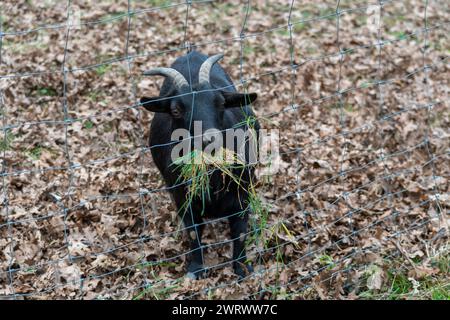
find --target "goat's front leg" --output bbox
[229,213,253,279]
[182,212,206,279]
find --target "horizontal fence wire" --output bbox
[0,0,448,299]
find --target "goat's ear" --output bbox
[221,91,257,108]
[140,97,170,113]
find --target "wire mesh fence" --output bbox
[0,0,448,299]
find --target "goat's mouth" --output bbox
[172,148,244,169]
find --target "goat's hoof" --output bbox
[233,262,253,280]
[186,263,206,280]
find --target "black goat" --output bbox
[140,51,259,279]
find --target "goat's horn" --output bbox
[198,53,224,85]
[143,67,188,90]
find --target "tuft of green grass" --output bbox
[25,145,58,161]
[384,14,406,28]
[26,146,42,160]
[88,90,102,102]
[360,79,376,89]
[431,286,449,300]
[327,103,354,112]
[276,28,291,37]
[342,47,356,56]
[389,31,408,41]
[94,64,112,76]
[172,147,248,215]
[358,250,449,300]
[133,279,179,300]
[133,262,181,300]
[36,87,57,97]
[246,187,270,251]
[433,253,449,274]
[0,130,15,151]
[318,254,336,270]
[233,113,258,130]
[243,46,255,56]
[387,271,413,299]
[24,267,37,274]
[83,119,94,130]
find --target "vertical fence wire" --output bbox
[421,0,444,225]
[125,0,151,298]
[0,9,16,299]
[60,2,76,293]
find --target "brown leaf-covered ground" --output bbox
[0,0,448,299]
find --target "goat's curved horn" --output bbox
[143,68,188,90]
[198,53,224,85]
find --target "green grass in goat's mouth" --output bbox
[171,148,250,215]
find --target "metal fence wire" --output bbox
[0,0,448,299]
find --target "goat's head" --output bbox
[140,54,257,146]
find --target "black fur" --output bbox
[141,51,259,279]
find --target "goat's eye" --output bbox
[170,105,182,118]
